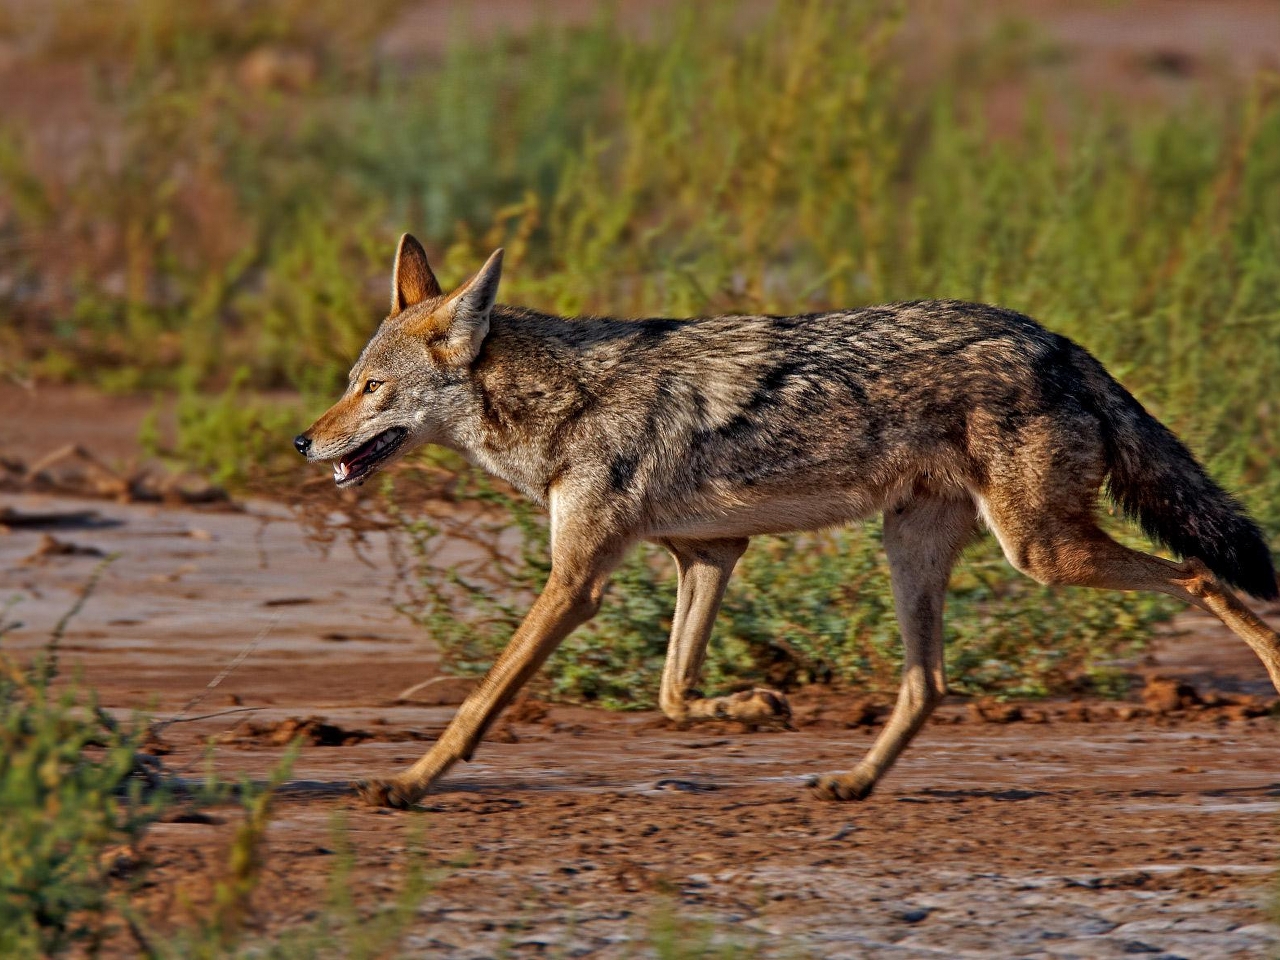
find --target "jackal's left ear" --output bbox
[438,248,503,364]
[390,233,442,317]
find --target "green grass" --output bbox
[0,565,195,956]
[0,567,159,957]
[3,0,1278,699]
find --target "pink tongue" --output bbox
[334,433,390,481]
[334,445,373,481]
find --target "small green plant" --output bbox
[142,369,306,487]
[296,814,436,960]
[150,807,438,959]
[145,745,298,959]
[0,561,163,958]
[646,898,753,960]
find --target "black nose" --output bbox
[293,434,312,456]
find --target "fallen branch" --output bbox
[152,617,277,735]
[159,706,264,725]
[395,674,469,703]
[42,552,119,683]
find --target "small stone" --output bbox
[845,698,882,727]
[1061,703,1092,723]
[969,698,1022,723]
[1142,676,1200,713]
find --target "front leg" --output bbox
[657,537,792,729]
[359,518,627,808]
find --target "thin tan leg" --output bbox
[358,517,628,808]
[813,495,977,801]
[655,537,790,727]
[981,498,1280,696]
[1177,559,1280,693]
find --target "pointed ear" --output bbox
[390,233,442,316]
[439,248,503,364]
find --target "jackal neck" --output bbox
[451,306,598,504]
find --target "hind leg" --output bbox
[1175,560,1280,692]
[655,537,792,728]
[812,494,977,801]
[982,496,1280,695]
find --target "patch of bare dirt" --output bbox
[0,385,233,506]
[116,701,1280,958]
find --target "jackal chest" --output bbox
[464,446,553,507]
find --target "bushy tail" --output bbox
[1077,351,1278,601]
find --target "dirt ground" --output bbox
[4,486,1280,958]
[2,383,1279,957]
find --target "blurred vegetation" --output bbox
[399,470,1169,707]
[3,0,1279,699]
[0,564,159,956]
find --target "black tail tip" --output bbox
[1177,509,1278,602]
[1247,573,1280,603]
[1213,543,1280,602]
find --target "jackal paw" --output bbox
[687,688,793,728]
[809,771,876,802]
[353,778,417,809]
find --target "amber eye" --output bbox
[363,379,383,395]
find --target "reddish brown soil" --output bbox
[0,383,157,466]
[2,392,1278,956]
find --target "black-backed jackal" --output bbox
[297,235,1280,808]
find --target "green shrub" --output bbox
[0,667,148,956]
[0,567,160,957]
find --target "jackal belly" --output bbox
[650,486,891,539]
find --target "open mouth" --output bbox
[332,427,408,487]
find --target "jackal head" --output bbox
[294,235,503,487]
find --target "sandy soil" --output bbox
[3,481,1278,957]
